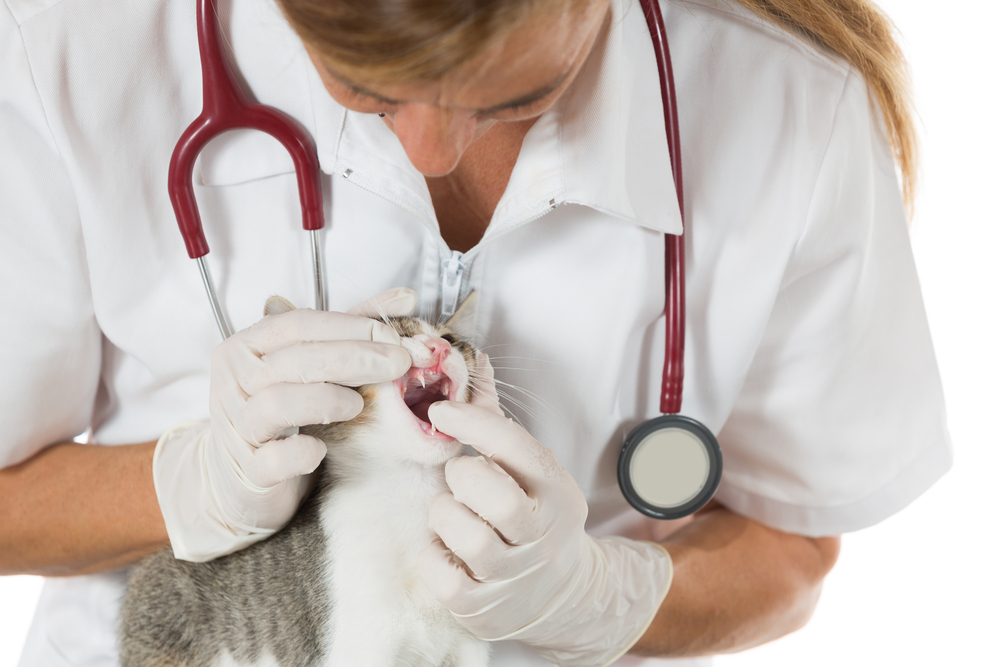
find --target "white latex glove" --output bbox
[419,401,673,667]
[468,350,504,417]
[154,288,416,562]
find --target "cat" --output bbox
[119,294,491,667]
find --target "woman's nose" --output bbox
[389,104,479,176]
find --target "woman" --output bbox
[0,0,949,665]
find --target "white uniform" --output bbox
[0,0,950,664]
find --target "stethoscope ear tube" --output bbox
[639,0,685,416]
[618,415,722,520]
[171,0,328,340]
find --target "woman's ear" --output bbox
[263,295,298,317]
[445,291,479,341]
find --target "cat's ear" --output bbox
[445,291,478,341]
[264,295,297,317]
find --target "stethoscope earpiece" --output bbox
[618,415,722,520]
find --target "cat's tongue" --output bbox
[401,367,453,431]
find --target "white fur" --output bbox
[213,651,280,667]
[317,330,489,666]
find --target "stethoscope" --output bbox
[168,0,722,521]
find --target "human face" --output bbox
[306,1,611,176]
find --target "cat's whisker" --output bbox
[474,349,564,368]
[492,379,559,413]
[465,367,562,425]
[466,382,498,400]
[495,389,542,423]
[475,344,524,353]
[375,303,392,327]
[467,366,536,378]
[465,386,497,404]
[465,384,518,421]
[480,355,561,365]
[475,366,537,373]
[499,405,527,429]
[466,370,556,417]
[365,293,392,327]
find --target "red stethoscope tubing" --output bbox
[639,0,686,417]
[168,0,324,261]
[168,0,328,338]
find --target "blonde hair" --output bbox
[278,0,917,212]
[278,0,573,83]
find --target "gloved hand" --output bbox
[153,288,416,562]
[419,401,673,667]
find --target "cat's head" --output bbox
[264,294,482,470]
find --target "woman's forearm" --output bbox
[631,502,841,657]
[0,441,169,576]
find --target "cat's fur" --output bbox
[120,296,490,667]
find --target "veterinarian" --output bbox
[0,0,949,665]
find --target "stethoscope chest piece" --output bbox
[618,415,722,520]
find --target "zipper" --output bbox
[438,198,560,317]
[440,250,466,318]
[338,165,561,317]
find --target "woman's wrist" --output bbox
[629,505,840,658]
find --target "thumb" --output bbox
[418,538,476,610]
[469,352,504,417]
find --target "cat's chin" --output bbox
[398,408,467,464]
[419,438,467,468]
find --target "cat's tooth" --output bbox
[442,381,450,397]
[419,373,426,388]
[430,424,437,436]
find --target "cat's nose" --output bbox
[413,335,451,366]
[424,336,451,361]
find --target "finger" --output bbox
[468,353,504,416]
[241,383,364,444]
[428,401,562,490]
[242,341,411,395]
[346,287,417,319]
[247,433,327,487]
[237,308,402,356]
[429,492,511,582]
[417,537,481,615]
[444,456,540,546]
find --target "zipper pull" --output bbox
[440,250,466,318]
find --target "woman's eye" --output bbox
[335,84,397,113]
[335,79,548,121]
[475,103,535,122]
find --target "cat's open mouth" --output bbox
[398,366,458,435]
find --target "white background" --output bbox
[1,0,998,664]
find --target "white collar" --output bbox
[500,0,682,236]
[200,0,681,237]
